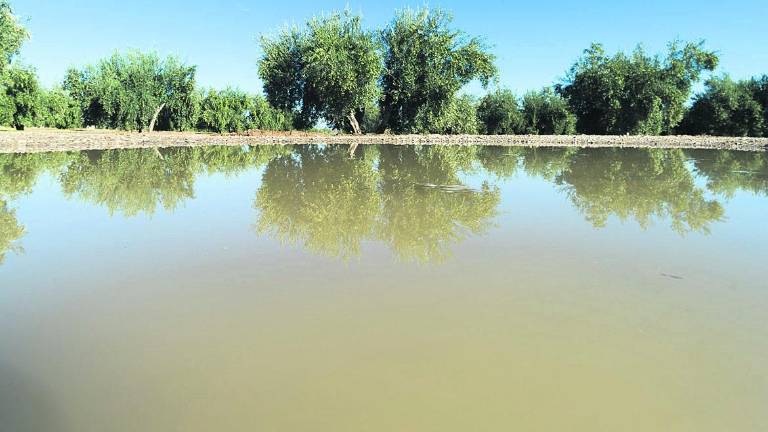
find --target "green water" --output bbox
[1,145,766,431]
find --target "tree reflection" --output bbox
[60,148,199,217]
[254,145,501,263]
[376,145,500,262]
[0,153,71,263]
[554,148,725,234]
[688,150,768,198]
[0,144,766,266]
[254,145,381,259]
[0,200,23,264]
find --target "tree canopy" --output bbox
[197,88,292,133]
[259,11,380,133]
[379,8,497,133]
[558,41,718,135]
[680,75,767,137]
[477,90,524,135]
[0,0,27,75]
[1,65,40,130]
[63,51,197,132]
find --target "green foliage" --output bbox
[427,94,480,134]
[63,51,197,131]
[1,65,41,130]
[198,88,292,133]
[379,8,497,133]
[60,148,200,216]
[558,41,718,135]
[558,149,724,234]
[0,152,73,264]
[680,76,766,137]
[254,144,500,263]
[0,0,27,75]
[521,88,576,134]
[477,90,524,135]
[689,150,768,197]
[0,200,22,264]
[259,11,380,133]
[36,88,83,129]
[748,75,768,136]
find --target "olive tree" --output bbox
[63,51,197,132]
[36,88,83,129]
[259,11,380,133]
[520,88,576,135]
[1,65,41,130]
[477,90,524,135]
[558,41,718,135]
[198,88,292,133]
[379,8,496,134]
[679,76,765,137]
[0,0,27,75]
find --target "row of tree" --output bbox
[1,1,767,136]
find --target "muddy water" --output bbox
[1,145,766,431]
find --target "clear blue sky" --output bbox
[10,0,768,96]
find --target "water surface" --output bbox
[1,145,766,431]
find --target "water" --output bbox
[1,145,766,431]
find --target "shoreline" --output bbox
[1,129,767,153]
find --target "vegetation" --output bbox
[379,8,496,134]
[679,75,768,137]
[63,51,197,131]
[1,65,40,130]
[557,41,718,135]
[0,1,765,137]
[197,88,291,133]
[259,11,380,133]
[0,0,27,75]
[477,90,524,135]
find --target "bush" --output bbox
[36,88,83,129]
[1,65,40,130]
[521,88,576,135]
[679,76,765,137]
[198,88,292,133]
[477,89,524,134]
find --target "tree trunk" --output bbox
[348,111,362,135]
[148,103,166,133]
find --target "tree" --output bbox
[747,75,768,136]
[679,76,764,137]
[63,51,197,132]
[1,65,41,130]
[477,90,524,135]
[558,41,718,135]
[36,88,83,129]
[198,88,292,133]
[431,94,480,134]
[259,11,380,133]
[379,8,496,133]
[521,88,576,134]
[0,0,27,75]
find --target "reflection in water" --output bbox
[559,149,725,234]
[376,146,500,262]
[0,145,766,263]
[0,153,72,263]
[254,145,382,260]
[689,149,768,198]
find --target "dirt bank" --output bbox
[1,129,766,153]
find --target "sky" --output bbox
[9,0,768,96]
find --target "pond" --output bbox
[1,145,766,431]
